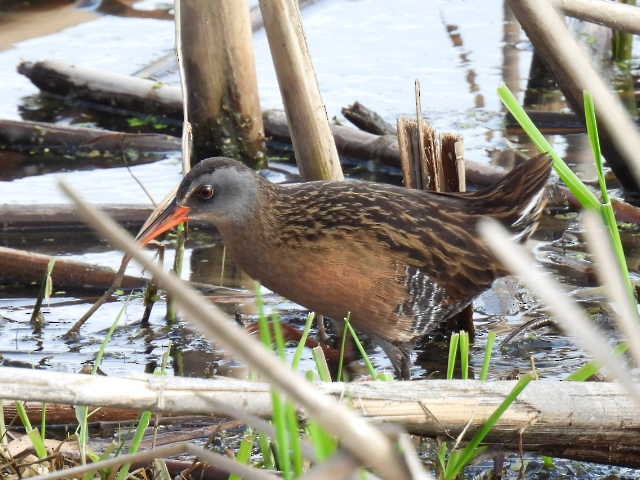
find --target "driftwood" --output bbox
[0,119,180,178]
[1,368,639,467]
[0,246,146,291]
[0,204,153,230]
[0,118,180,155]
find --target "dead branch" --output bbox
[0,246,145,291]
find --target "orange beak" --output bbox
[136,197,191,245]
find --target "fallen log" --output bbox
[0,246,146,291]
[0,118,180,158]
[0,367,638,467]
[0,204,153,230]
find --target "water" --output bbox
[0,0,638,476]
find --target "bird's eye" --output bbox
[196,185,214,200]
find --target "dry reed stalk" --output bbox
[259,0,343,181]
[552,0,640,34]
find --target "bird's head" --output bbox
[137,157,260,244]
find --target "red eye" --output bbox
[197,185,214,200]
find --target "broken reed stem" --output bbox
[259,0,343,181]
[57,182,408,480]
[177,0,265,168]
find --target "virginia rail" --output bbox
[138,155,552,378]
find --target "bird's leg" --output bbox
[316,313,330,344]
[377,338,412,380]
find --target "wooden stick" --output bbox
[2,367,640,467]
[58,183,408,480]
[553,0,640,35]
[0,246,145,291]
[259,0,343,181]
[508,0,640,194]
[178,0,265,168]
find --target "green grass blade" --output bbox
[344,316,381,379]
[583,91,607,201]
[337,321,349,382]
[286,403,303,477]
[480,332,497,381]
[312,346,332,382]
[257,432,274,470]
[15,400,33,432]
[229,432,255,480]
[166,223,185,322]
[583,91,635,299]
[15,402,46,458]
[498,85,600,210]
[292,312,315,370]
[271,390,292,479]
[307,420,337,461]
[459,331,470,380]
[27,429,47,459]
[116,410,152,480]
[566,343,629,380]
[447,333,460,380]
[272,313,287,361]
[445,373,534,479]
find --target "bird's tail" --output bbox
[461,154,553,241]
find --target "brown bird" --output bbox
[138,155,552,378]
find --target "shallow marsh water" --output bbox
[1,0,640,477]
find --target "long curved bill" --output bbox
[136,188,191,245]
